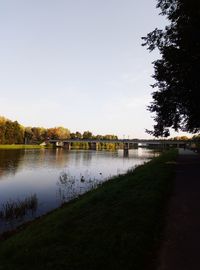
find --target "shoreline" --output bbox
[0,145,50,149]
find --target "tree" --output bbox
[13,121,24,144]
[172,136,189,141]
[4,120,13,144]
[54,127,70,139]
[103,134,118,140]
[3,120,24,144]
[95,135,103,140]
[0,116,6,144]
[70,133,76,139]
[24,127,33,144]
[30,127,47,143]
[142,0,200,137]
[47,127,70,140]
[75,131,82,139]
[70,132,82,139]
[83,131,93,139]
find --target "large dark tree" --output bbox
[142,0,200,137]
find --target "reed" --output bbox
[0,194,38,221]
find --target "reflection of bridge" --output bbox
[48,139,187,150]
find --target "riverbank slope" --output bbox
[0,150,177,270]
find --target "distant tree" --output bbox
[95,135,103,140]
[4,120,13,144]
[56,127,70,139]
[3,120,23,144]
[70,132,83,139]
[70,133,76,139]
[13,121,24,144]
[47,128,57,140]
[103,134,118,140]
[142,0,200,136]
[75,131,82,139]
[0,115,118,146]
[83,131,93,139]
[31,127,47,143]
[24,127,33,144]
[172,136,189,141]
[0,116,6,144]
[47,127,70,140]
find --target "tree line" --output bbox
[0,116,118,145]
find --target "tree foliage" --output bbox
[142,0,200,136]
[0,116,118,144]
[83,131,93,139]
[0,117,24,144]
[47,127,70,140]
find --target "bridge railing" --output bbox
[48,138,189,145]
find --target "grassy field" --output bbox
[0,145,50,149]
[0,150,177,270]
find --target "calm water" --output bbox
[0,148,158,232]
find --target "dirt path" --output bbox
[158,149,200,270]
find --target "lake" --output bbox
[0,148,158,233]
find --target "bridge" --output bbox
[48,139,188,150]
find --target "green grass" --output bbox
[0,150,177,270]
[0,145,50,149]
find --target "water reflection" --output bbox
[0,150,24,179]
[22,148,70,169]
[123,149,129,158]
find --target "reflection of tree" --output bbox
[82,151,93,164]
[0,150,24,179]
[21,148,70,169]
[70,150,93,166]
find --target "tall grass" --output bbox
[0,194,38,221]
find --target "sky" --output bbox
[0,0,190,138]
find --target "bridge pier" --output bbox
[52,141,64,147]
[51,141,57,148]
[123,149,129,157]
[88,142,98,150]
[63,142,71,150]
[123,142,130,150]
[122,142,129,157]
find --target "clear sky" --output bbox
[0,0,190,138]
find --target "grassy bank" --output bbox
[0,145,50,149]
[0,150,177,270]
